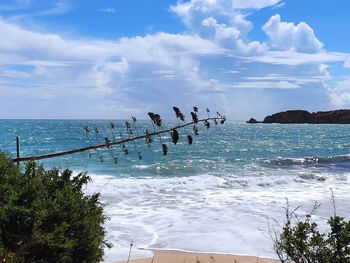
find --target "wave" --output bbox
[268,154,350,167]
[129,161,206,177]
[84,170,350,262]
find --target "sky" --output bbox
[1,0,350,120]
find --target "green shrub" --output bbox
[0,152,111,262]
[273,202,350,263]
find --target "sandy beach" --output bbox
[116,250,280,263]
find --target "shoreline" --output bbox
[115,249,280,263]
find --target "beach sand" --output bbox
[116,250,280,263]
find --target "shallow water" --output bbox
[1,120,350,261]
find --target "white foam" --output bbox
[132,164,155,170]
[81,171,350,262]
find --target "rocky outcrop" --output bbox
[264,110,350,124]
[247,109,350,124]
[263,110,313,124]
[246,118,258,123]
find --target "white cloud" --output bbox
[344,59,350,69]
[224,70,240,74]
[246,50,346,65]
[329,78,350,107]
[229,80,300,89]
[0,69,31,78]
[232,0,281,9]
[0,19,114,63]
[171,0,252,34]
[116,33,222,64]
[0,0,349,119]
[201,16,240,42]
[2,0,72,20]
[263,14,324,53]
[171,0,266,54]
[100,8,116,14]
[242,72,330,84]
[0,18,228,118]
[272,2,285,9]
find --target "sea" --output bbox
[1,119,350,262]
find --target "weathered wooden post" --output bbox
[16,136,20,167]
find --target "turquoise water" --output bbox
[1,120,350,175]
[1,120,350,261]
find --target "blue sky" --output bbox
[1,0,350,119]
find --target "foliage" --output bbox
[273,202,350,263]
[0,152,110,262]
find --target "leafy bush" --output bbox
[273,202,350,263]
[0,152,111,262]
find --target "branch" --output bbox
[11,117,225,163]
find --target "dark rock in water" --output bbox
[246,118,258,123]
[257,109,350,124]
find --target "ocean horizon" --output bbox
[1,119,350,261]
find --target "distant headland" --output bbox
[247,109,350,124]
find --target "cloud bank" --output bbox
[0,0,349,119]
